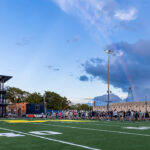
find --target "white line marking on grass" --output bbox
[61,122,121,127]
[31,123,150,137]
[123,126,150,130]
[86,122,146,127]
[56,121,147,128]
[102,121,141,125]
[0,127,100,150]
[29,131,62,135]
[0,133,25,137]
[101,121,150,127]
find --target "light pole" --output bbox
[145,96,148,112]
[104,49,114,111]
[44,93,47,114]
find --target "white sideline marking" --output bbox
[0,133,25,137]
[29,131,62,135]
[0,127,100,150]
[57,121,148,128]
[123,126,150,130]
[102,121,150,127]
[31,123,150,137]
[61,122,120,127]
[102,121,141,125]
[85,122,148,127]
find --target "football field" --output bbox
[0,119,150,150]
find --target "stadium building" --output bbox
[0,75,12,117]
[8,103,44,117]
[93,101,150,113]
[8,102,28,117]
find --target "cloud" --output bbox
[66,36,79,43]
[47,65,60,71]
[79,75,89,81]
[115,8,137,21]
[53,68,60,71]
[73,36,79,42]
[53,0,138,34]
[48,65,53,69]
[16,37,32,47]
[81,40,150,101]
[53,0,74,13]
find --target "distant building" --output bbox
[26,104,44,114]
[8,102,28,117]
[93,101,150,113]
[8,103,44,116]
[0,75,12,117]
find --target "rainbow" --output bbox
[76,2,137,100]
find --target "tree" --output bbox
[62,97,71,110]
[80,104,92,110]
[26,92,43,104]
[70,103,92,111]
[7,87,30,103]
[7,87,91,111]
[44,91,71,110]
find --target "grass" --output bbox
[0,119,150,150]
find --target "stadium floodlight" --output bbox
[104,49,114,112]
[104,49,114,55]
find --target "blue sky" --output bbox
[1,0,150,103]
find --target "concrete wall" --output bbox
[93,101,150,113]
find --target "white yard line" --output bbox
[84,122,147,127]
[60,122,120,127]
[31,122,150,137]
[0,127,100,150]
[101,121,150,127]
[51,120,148,127]
[102,121,143,125]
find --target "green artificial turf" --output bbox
[0,120,150,150]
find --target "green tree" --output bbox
[26,92,43,104]
[62,97,71,110]
[70,103,92,111]
[45,91,62,110]
[7,87,29,103]
[44,91,70,110]
[80,104,92,110]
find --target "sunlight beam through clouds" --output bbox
[53,0,138,34]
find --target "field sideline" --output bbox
[0,120,150,150]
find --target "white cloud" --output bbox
[53,0,73,12]
[53,0,138,34]
[115,8,137,21]
[53,0,105,19]
[116,50,124,57]
[53,0,104,12]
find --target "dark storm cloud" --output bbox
[81,40,150,100]
[79,75,89,81]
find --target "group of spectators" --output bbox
[45,109,150,121]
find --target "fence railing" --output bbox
[0,99,10,105]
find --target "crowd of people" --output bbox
[45,109,150,121]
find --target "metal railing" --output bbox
[0,87,9,91]
[0,99,10,105]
